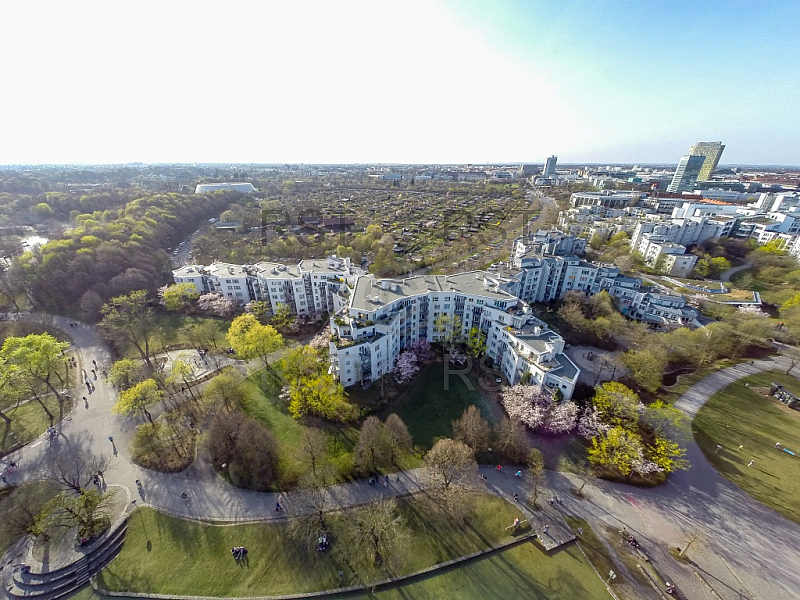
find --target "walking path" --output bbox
[4,314,800,599]
[720,261,752,282]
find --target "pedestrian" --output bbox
[513,493,518,502]
[276,501,282,512]
[776,442,782,449]
[738,444,744,451]
[181,492,189,500]
[747,460,754,467]
[108,436,114,443]
[543,524,549,533]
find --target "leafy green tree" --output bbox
[286,373,357,422]
[282,345,321,384]
[203,372,245,411]
[433,313,462,347]
[166,357,197,401]
[113,378,162,424]
[101,290,158,370]
[464,327,487,358]
[161,283,199,311]
[647,436,688,473]
[452,405,489,454]
[226,314,284,383]
[621,348,667,393]
[0,333,70,404]
[642,400,689,441]
[592,382,640,430]
[247,300,270,322]
[109,358,148,392]
[270,303,294,329]
[588,426,644,476]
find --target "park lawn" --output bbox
[341,544,609,600]
[693,369,800,524]
[0,395,72,452]
[382,361,500,450]
[97,493,529,597]
[114,313,230,359]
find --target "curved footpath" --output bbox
[4,315,800,599]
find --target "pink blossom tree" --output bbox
[308,325,332,352]
[197,293,237,317]
[393,351,419,384]
[408,338,435,363]
[500,384,549,430]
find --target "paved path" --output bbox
[720,262,752,282]
[5,315,800,598]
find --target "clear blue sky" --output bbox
[0,0,797,165]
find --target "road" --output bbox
[4,315,800,599]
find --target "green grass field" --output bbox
[97,493,534,597]
[381,362,500,450]
[1,395,72,452]
[693,369,800,524]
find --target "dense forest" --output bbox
[0,190,238,318]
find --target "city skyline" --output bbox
[1,1,798,165]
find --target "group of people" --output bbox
[46,426,57,440]
[316,534,329,552]
[1,460,17,483]
[547,495,562,506]
[231,546,248,561]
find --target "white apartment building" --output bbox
[512,229,587,258]
[173,255,359,315]
[570,191,642,210]
[329,272,580,398]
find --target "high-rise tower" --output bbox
[667,155,705,193]
[688,141,725,181]
[543,155,557,177]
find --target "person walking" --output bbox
[747,460,755,467]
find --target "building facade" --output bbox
[688,141,725,181]
[667,155,705,193]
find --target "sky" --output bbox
[0,0,797,166]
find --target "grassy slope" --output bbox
[693,370,800,524]
[99,494,530,597]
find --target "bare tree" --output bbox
[287,470,334,552]
[355,416,387,473]
[493,417,528,463]
[524,448,545,508]
[298,428,329,478]
[679,531,704,558]
[336,497,409,585]
[40,446,112,493]
[452,405,490,454]
[383,413,412,464]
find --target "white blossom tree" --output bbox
[500,384,550,430]
[577,407,610,439]
[393,351,419,384]
[544,401,578,434]
[408,338,435,363]
[308,325,332,352]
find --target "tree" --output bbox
[206,411,281,491]
[587,426,645,476]
[38,488,117,541]
[452,405,490,454]
[226,314,284,384]
[336,498,408,583]
[524,448,545,507]
[298,428,329,478]
[678,531,704,558]
[424,438,477,495]
[0,333,70,405]
[282,345,321,384]
[464,327,487,358]
[641,400,689,441]
[499,384,550,429]
[570,462,593,495]
[392,351,419,384]
[197,293,237,317]
[383,413,413,464]
[101,290,158,370]
[203,372,245,411]
[577,407,610,439]
[647,436,688,474]
[246,300,271,322]
[113,378,162,424]
[109,358,148,392]
[355,416,387,473]
[184,319,223,350]
[592,382,640,430]
[287,471,334,552]
[285,373,358,422]
[160,283,199,311]
[433,313,462,347]
[493,417,529,462]
[621,348,667,393]
[40,446,112,494]
[544,401,578,434]
[270,303,294,329]
[166,357,197,402]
